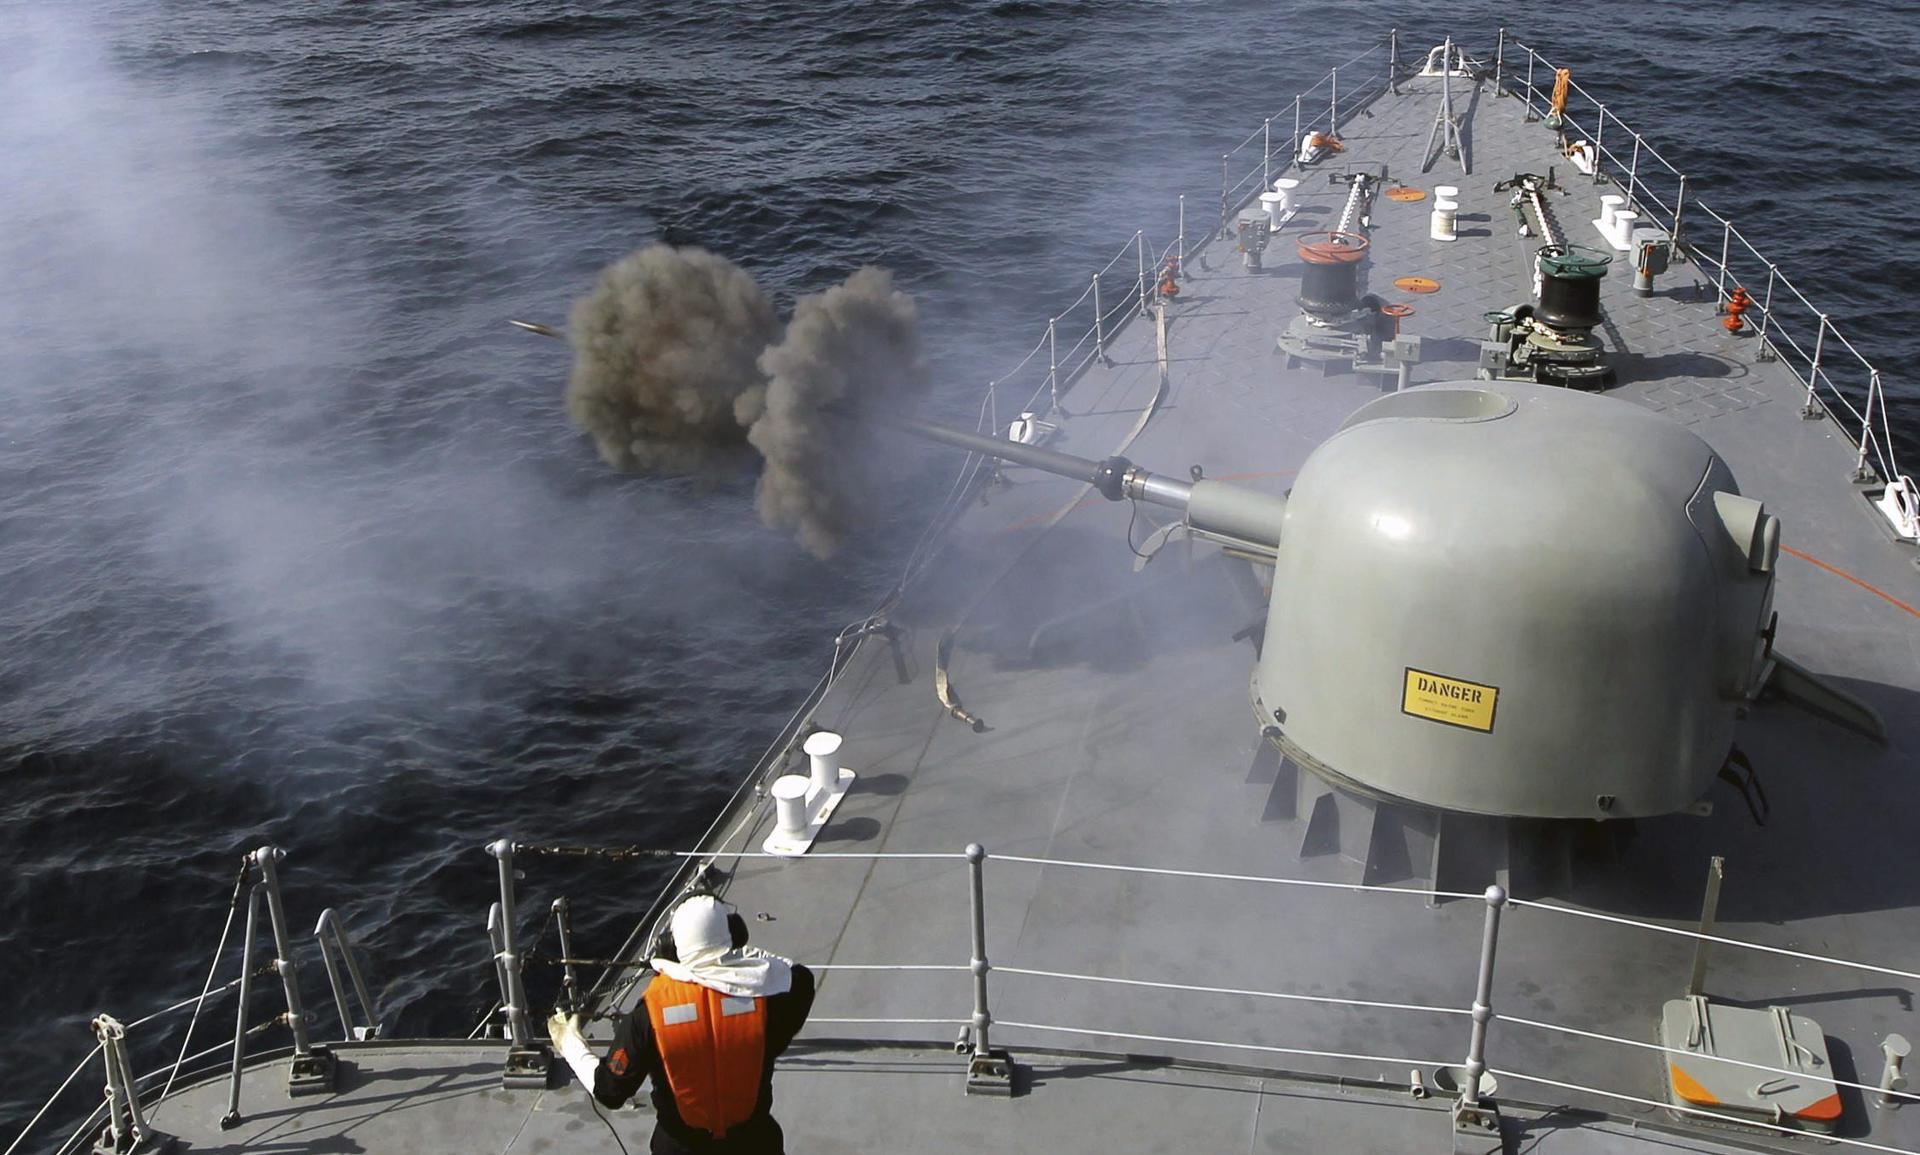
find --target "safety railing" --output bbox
[1502,35,1906,490]
[6,846,380,1155]
[488,839,1920,1152]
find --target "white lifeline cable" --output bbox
[993,853,1484,901]
[1493,1068,1920,1155]
[998,1020,1453,1071]
[998,967,1469,1018]
[0,1044,104,1155]
[1503,898,1920,985]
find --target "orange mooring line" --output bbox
[1780,544,1920,621]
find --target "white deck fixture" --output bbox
[764,731,859,857]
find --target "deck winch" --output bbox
[1479,243,1616,388]
[1277,231,1420,386]
[909,382,1882,888]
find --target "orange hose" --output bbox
[1549,69,1571,119]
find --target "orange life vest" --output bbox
[642,975,768,1139]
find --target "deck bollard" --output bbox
[1453,884,1507,1139]
[487,839,553,1087]
[93,1014,173,1154]
[964,843,1013,1094]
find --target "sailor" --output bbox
[548,894,816,1154]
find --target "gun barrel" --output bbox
[902,418,1285,552]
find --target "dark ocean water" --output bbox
[4,0,1916,1132]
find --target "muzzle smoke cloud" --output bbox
[564,246,925,558]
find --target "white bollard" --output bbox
[1609,210,1638,251]
[1273,177,1300,211]
[1599,194,1624,233]
[772,775,812,840]
[1434,185,1459,202]
[805,731,843,801]
[1430,197,1459,241]
[1259,190,1286,231]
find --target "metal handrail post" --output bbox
[1714,217,1731,304]
[966,844,992,1058]
[1460,884,1508,1111]
[486,839,532,1047]
[1219,153,1229,236]
[961,841,1011,1093]
[1494,27,1505,91]
[315,908,378,1040]
[1092,274,1105,362]
[1856,371,1883,481]
[553,896,582,1010]
[221,884,262,1129]
[1524,48,1538,120]
[1330,67,1339,136]
[1671,175,1689,254]
[94,1014,167,1152]
[1626,134,1641,211]
[1754,263,1778,360]
[1592,104,1607,183]
[1803,314,1830,417]
[1177,194,1185,263]
[1262,118,1271,191]
[1136,230,1149,318]
[1388,28,1399,95]
[252,847,312,1057]
[1047,317,1059,412]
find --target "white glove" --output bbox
[546,1012,600,1090]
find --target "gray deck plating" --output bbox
[134,65,1920,1155]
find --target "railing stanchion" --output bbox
[314,908,378,1041]
[1592,104,1607,183]
[1455,883,1507,1132]
[1092,274,1105,362]
[1177,194,1186,263]
[553,897,582,1010]
[1389,28,1400,95]
[487,839,553,1086]
[1803,314,1830,419]
[221,883,262,1129]
[1524,48,1538,120]
[1671,174,1689,255]
[1493,27,1505,92]
[1047,318,1059,412]
[1262,118,1271,191]
[1856,370,1884,481]
[1714,217,1731,305]
[1330,66,1339,137]
[963,843,1013,1094]
[1626,134,1641,212]
[93,1015,171,1155]
[1136,230,1149,318]
[1219,153,1229,236]
[256,846,337,1094]
[1754,263,1778,361]
[1686,857,1725,997]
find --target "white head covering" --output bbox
[649,895,792,998]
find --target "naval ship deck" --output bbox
[31,33,1919,1155]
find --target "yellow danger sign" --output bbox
[1402,668,1499,733]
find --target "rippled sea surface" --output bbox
[4,0,1915,1132]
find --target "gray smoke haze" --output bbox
[746,268,924,558]
[563,250,923,558]
[565,245,778,472]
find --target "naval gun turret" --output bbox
[912,382,1883,888]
